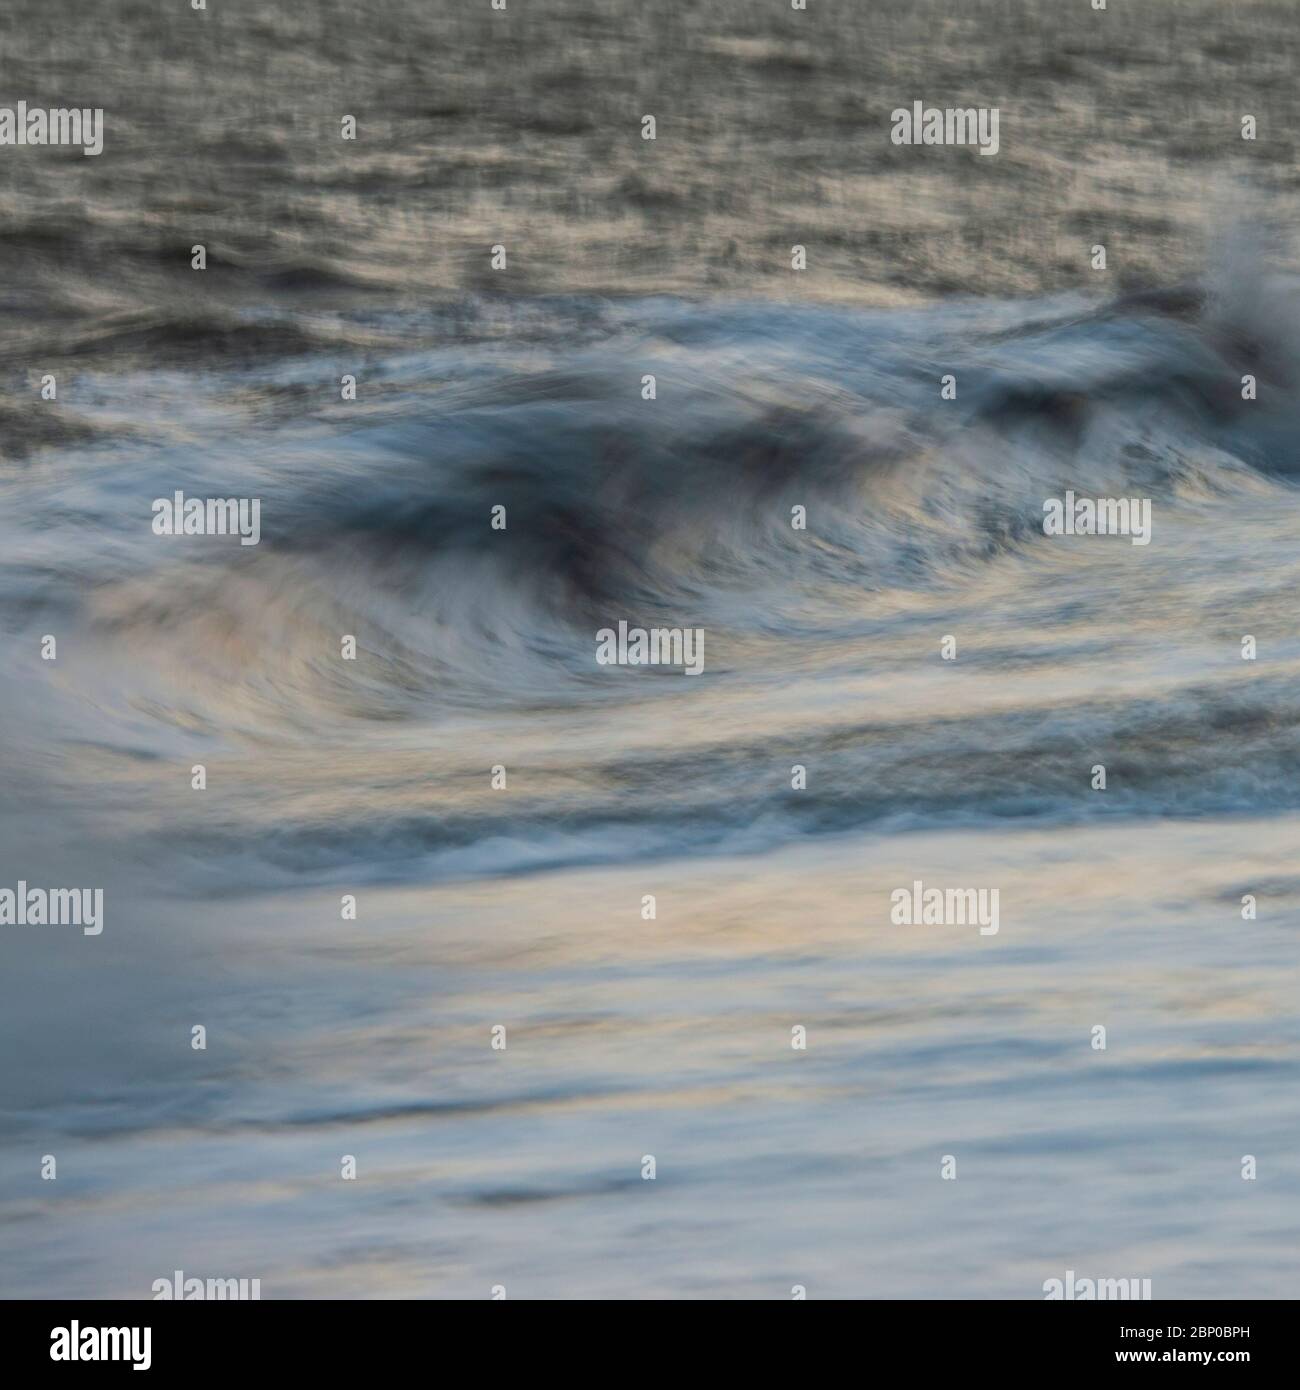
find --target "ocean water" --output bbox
[2,0,1299,1299]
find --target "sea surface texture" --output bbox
[1,0,1298,1298]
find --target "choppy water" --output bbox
[2,0,1299,1299]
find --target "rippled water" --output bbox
[2,0,1299,1299]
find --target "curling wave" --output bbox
[3,271,1300,885]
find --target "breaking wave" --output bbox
[3,263,1300,885]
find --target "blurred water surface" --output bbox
[1,0,1299,1297]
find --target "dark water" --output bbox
[1,0,1299,1299]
